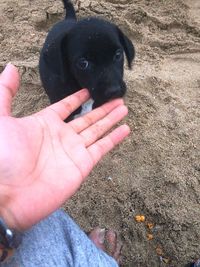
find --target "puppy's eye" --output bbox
[76,58,89,70]
[114,50,123,62]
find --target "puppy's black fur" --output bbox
[39,0,135,120]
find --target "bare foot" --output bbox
[88,227,122,264]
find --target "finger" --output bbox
[38,89,90,120]
[88,124,130,165]
[69,98,124,133]
[0,63,20,116]
[80,105,128,147]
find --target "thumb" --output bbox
[0,63,20,116]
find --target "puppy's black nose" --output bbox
[104,86,122,99]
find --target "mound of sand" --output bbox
[0,0,199,266]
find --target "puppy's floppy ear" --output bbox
[42,32,68,80]
[117,27,135,69]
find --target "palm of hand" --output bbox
[0,113,92,229]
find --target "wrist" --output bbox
[0,191,23,262]
[0,187,22,231]
[0,216,22,263]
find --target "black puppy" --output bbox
[39,0,135,120]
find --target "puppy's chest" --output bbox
[74,98,94,119]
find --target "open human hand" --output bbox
[0,64,130,230]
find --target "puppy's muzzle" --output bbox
[104,84,126,99]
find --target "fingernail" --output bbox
[2,62,12,72]
[98,228,106,244]
[6,62,13,68]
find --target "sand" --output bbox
[0,0,199,266]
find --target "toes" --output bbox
[88,227,106,251]
[88,227,123,264]
[104,230,117,255]
[105,230,122,264]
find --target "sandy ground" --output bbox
[0,0,200,266]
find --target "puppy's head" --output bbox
[49,18,135,107]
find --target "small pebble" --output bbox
[147,223,154,229]
[147,233,153,240]
[135,215,145,222]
